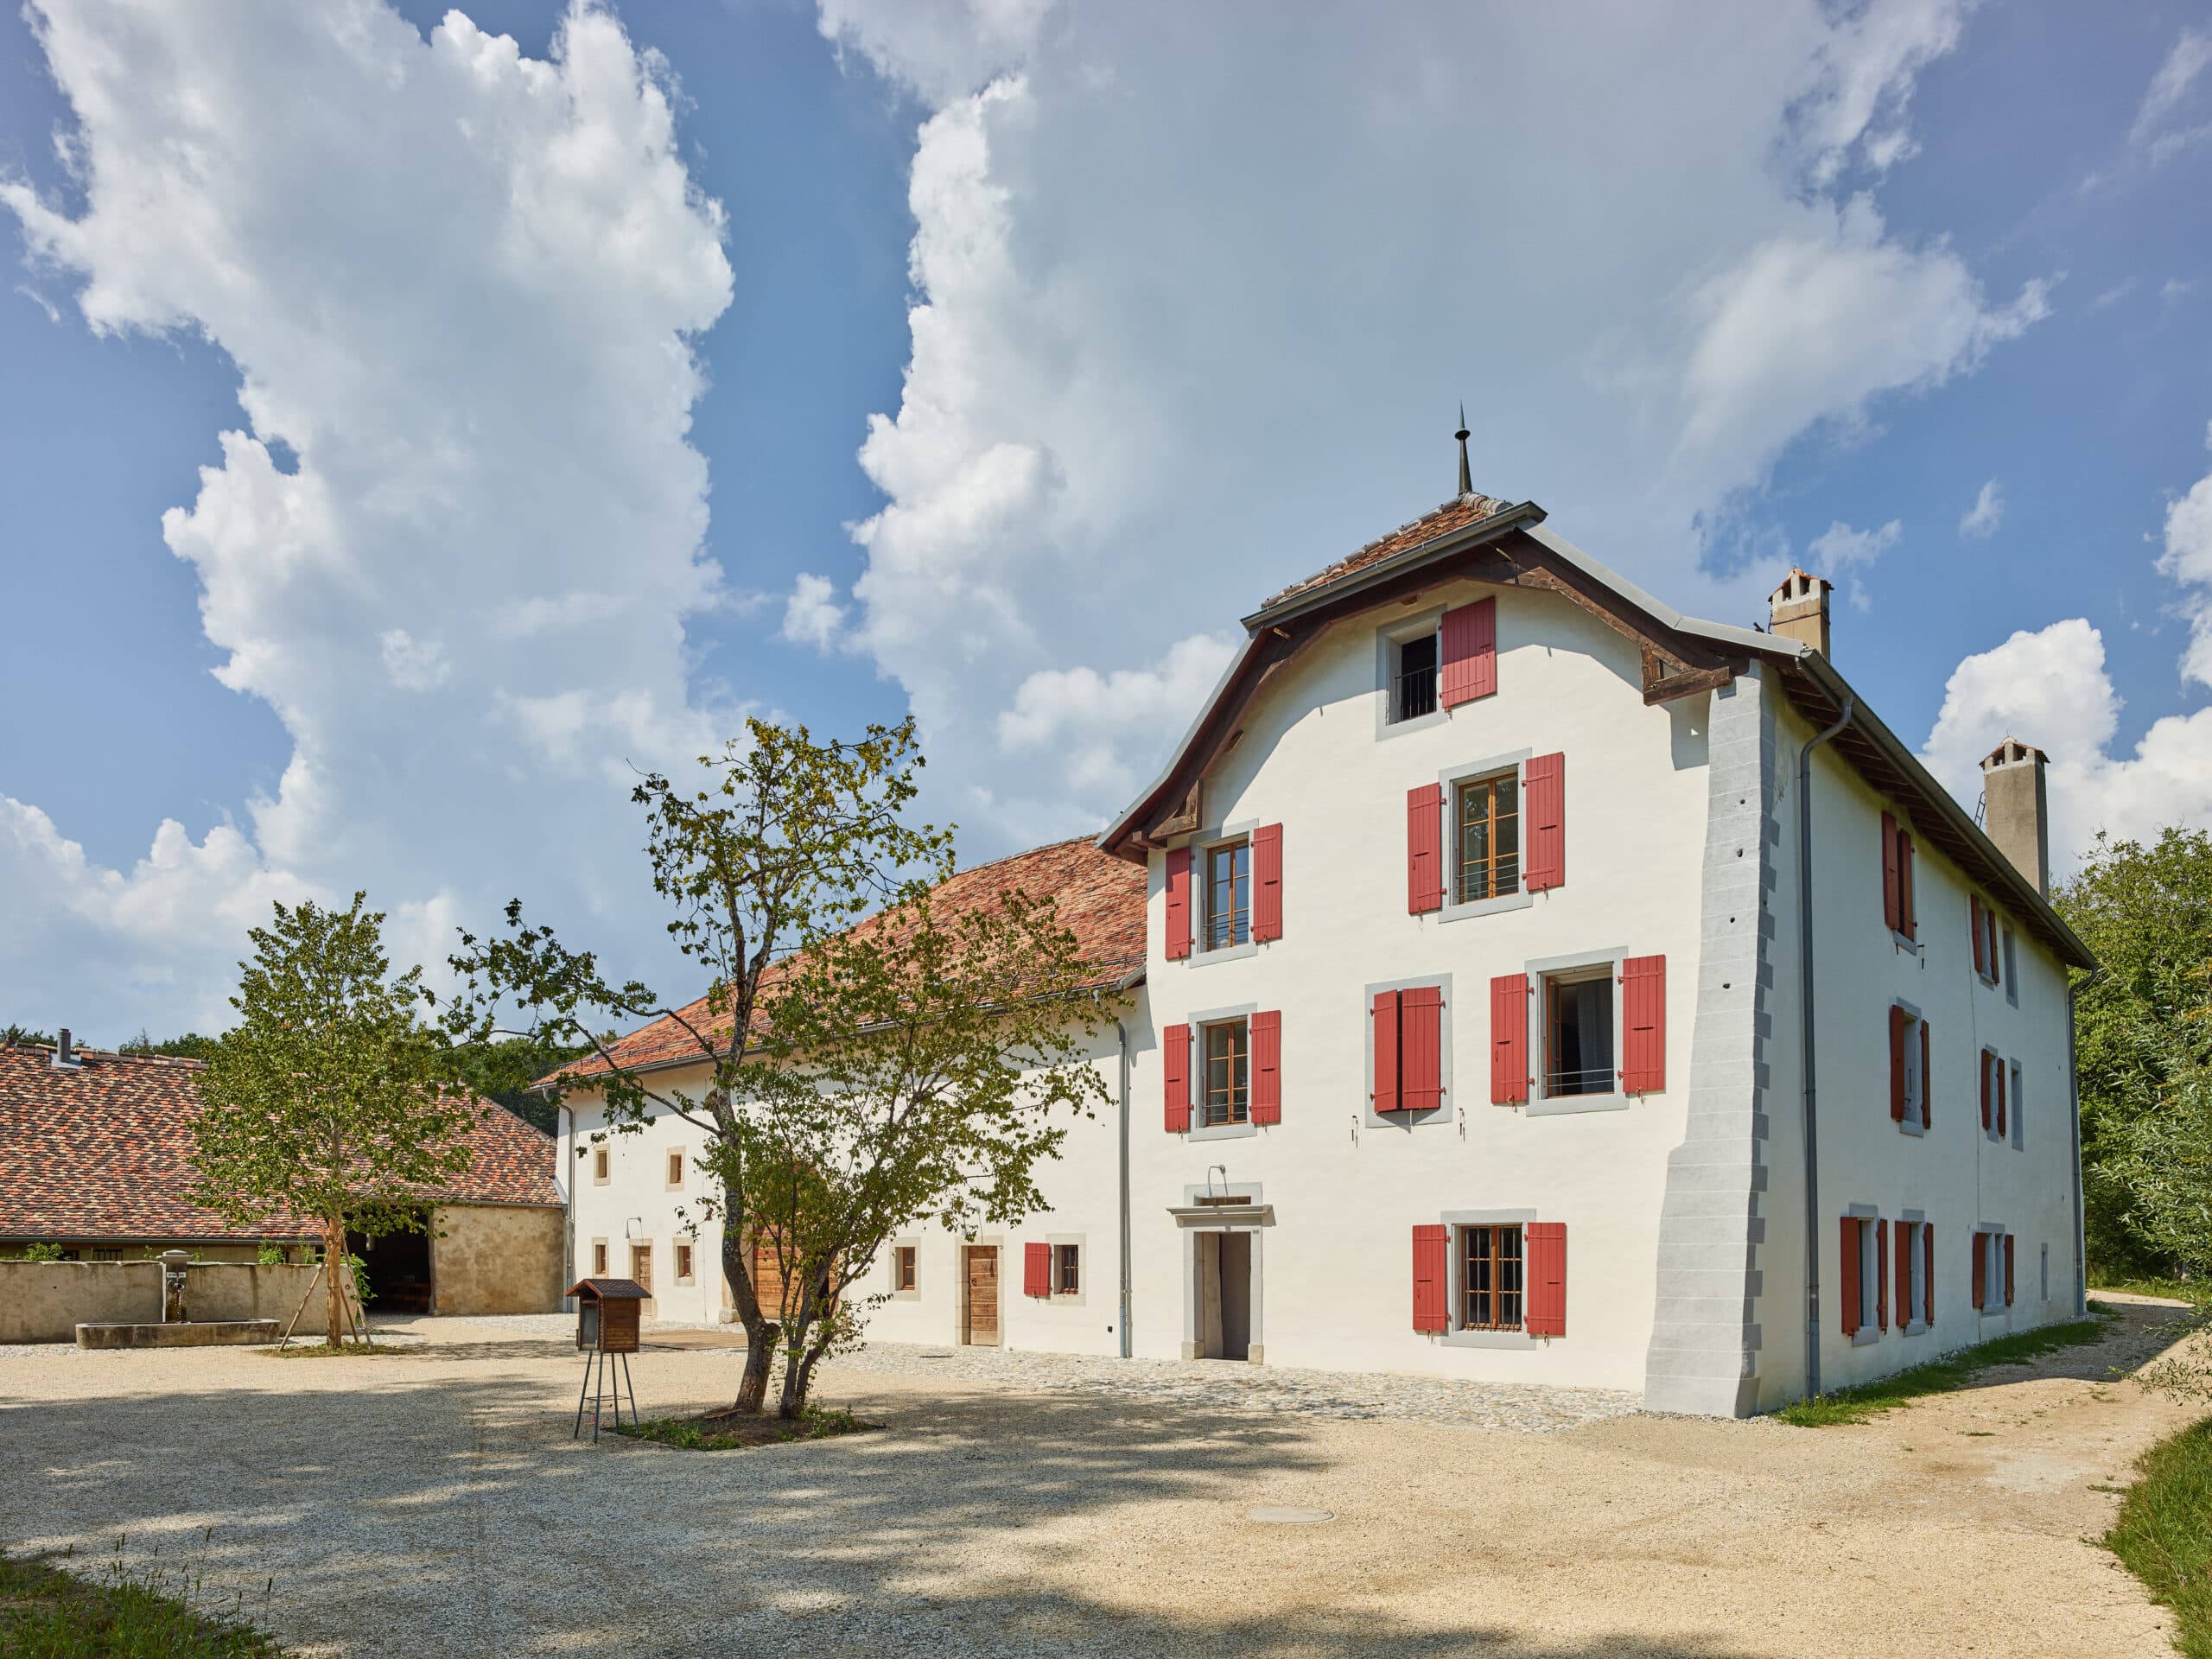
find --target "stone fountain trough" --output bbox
[74,1250,279,1349]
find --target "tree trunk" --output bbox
[324,1211,346,1348]
[722,1230,775,1414]
[777,1268,833,1419]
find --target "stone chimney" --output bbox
[1979,738,2050,896]
[1768,569,1832,656]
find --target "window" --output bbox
[674,1243,695,1283]
[1203,840,1250,951]
[1981,1048,2008,1140]
[1891,1006,1930,1130]
[1203,1019,1249,1126]
[2010,1060,2024,1150]
[665,1149,685,1190]
[1904,1221,1929,1330]
[1543,967,1614,1096]
[1971,894,2001,983]
[1881,811,1917,941]
[1974,1228,2014,1312]
[1392,630,1439,723]
[1461,1224,1524,1332]
[2003,928,2019,1007]
[894,1245,918,1292]
[91,1247,123,1262]
[1840,1214,1885,1335]
[592,1146,609,1185]
[592,1239,609,1276]
[1454,771,1520,903]
[1055,1243,1081,1295]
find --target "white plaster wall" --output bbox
[1132,577,1713,1391]
[1759,699,2082,1408]
[563,1087,730,1325]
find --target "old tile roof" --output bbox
[556,835,1147,1083]
[0,1043,561,1242]
[1260,490,1518,610]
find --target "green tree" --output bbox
[190,894,475,1347]
[119,1030,223,1061]
[442,719,1110,1417]
[2055,827,2212,1276]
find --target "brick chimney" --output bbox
[1979,738,2050,896]
[1767,569,1832,656]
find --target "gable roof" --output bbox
[0,1043,562,1242]
[1100,490,2093,972]
[552,835,1147,1084]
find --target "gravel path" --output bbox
[0,1302,2197,1658]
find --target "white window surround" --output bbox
[1361,972,1455,1130]
[890,1236,921,1302]
[2003,929,2020,1007]
[1373,606,1450,741]
[1046,1233,1087,1305]
[664,1147,685,1191]
[2010,1060,2024,1151]
[1847,1201,1882,1346]
[1432,750,1538,925]
[1900,1208,1929,1337]
[1173,817,1262,968]
[1894,997,1927,1138]
[1440,1207,1541,1350]
[1976,1223,2010,1316]
[1522,946,1630,1116]
[1181,1001,1260,1141]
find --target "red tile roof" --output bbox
[1261,491,1519,609]
[556,835,1147,1083]
[0,1043,561,1243]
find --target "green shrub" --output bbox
[2104,1416,2212,1658]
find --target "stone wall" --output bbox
[430,1204,565,1315]
[0,1260,359,1344]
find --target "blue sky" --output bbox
[3,0,2210,1040]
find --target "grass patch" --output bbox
[2104,1416,2212,1659]
[1777,1316,2112,1427]
[2091,1276,2211,1306]
[0,1536,285,1657]
[613,1404,877,1451]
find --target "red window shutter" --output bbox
[1898,833,1916,939]
[1876,1221,1889,1332]
[2004,1234,2016,1306]
[1970,895,1986,975]
[1972,1231,1986,1310]
[1371,990,1402,1113]
[1251,1010,1281,1125]
[1839,1217,1860,1335]
[1894,1220,1910,1329]
[1889,1007,1908,1122]
[1524,753,1566,891]
[1980,1052,1993,1132]
[1024,1241,1051,1298]
[1412,1224,1449,1332]
[1621,955,1666,1094]
[1252,823,1283,942]
[1490,974,1529,1104]
[1440,596,1497,707]
[1881,811,1901,931]
[1400,986,1443,1113]
[1164,849,1192,960]
[1923,1224,1934,1325]
[1921,1019,1932,1129]
[1407,785,1443,912]
[1526,1222,1567,1337]
[1163,1024,1191,1133]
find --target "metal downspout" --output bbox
[1115,1013,1133,1359]
[558,1101,576,1313]
[2065,965,2102,1317]
[1798,692,1854,1401]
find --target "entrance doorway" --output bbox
[1195,1231,1251,1360]
[346,1223,431,1314]
[630,1243,655,1313]
[962,1245,1000,1346]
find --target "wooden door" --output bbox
[630,1243,654,1313]
[963,1246,1000,1346]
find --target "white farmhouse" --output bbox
[562,476,2092,1417]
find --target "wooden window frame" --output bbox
[1202,839,1252,953]
[894,1244,918,1294]
[1459,1223,1525,1332]
[664,1148,685,1191]
[1202,1018,1251,1126]
[673,1242,695,1285]
[1055,1243,1080,1296]
[1541,964,1616,1098]
[1452,768,1522,905]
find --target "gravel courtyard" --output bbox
[2,1300,2199,1658]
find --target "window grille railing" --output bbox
[1394,666,1438,723]
[1545,1064,1612,1096]
[1455,853,1520,906]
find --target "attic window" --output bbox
[1392,632,1439,722]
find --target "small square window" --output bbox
[1055,1243,1080,1295]
[665,1149,684,1190]
[1454,771,1521,904]
[1461,1224,1523,1332]
[592,1146,610,1185]
[1203,1020,1250,1126]
[1391,631,1440,723]
[1203,841,1251,951]
[1543,967,1614,1097]
[592,1240,609,1276]
[894,1245,918,1292]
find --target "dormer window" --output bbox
[1392,631,1439,722]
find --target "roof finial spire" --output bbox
[1454,402,1473,499]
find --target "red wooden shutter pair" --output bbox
[1440,597,1497,708]
[1839,1217,1861,1335]
[1163,1024,1191,1132]
[1253,823,1283,941]
[1970,894,1986,975]
[1370,988,1442,1113]
[1893,1221,1911,1329]
[1620,956,1666,1094]
[1881,812,1902,931]
[1524,753,1566,890]
[1023,1241,1052,1298]
[1252,1011,1281,1124]
[1165,849,1192,959]
[1971,1232,1986,1310]
[1412,1224,1449,1332]
[1490,973,1529,1103]
[1525,1222,1567,1337]
[1889,1007,1909,1122]
[1407,785,1444,912]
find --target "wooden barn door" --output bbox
[963,1246,1001,1346]
[629,1243,654,1314]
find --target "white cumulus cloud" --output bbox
[781,573,852,652]
[1805,518,1903,611]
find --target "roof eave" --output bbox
[1239,499,1547,632]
